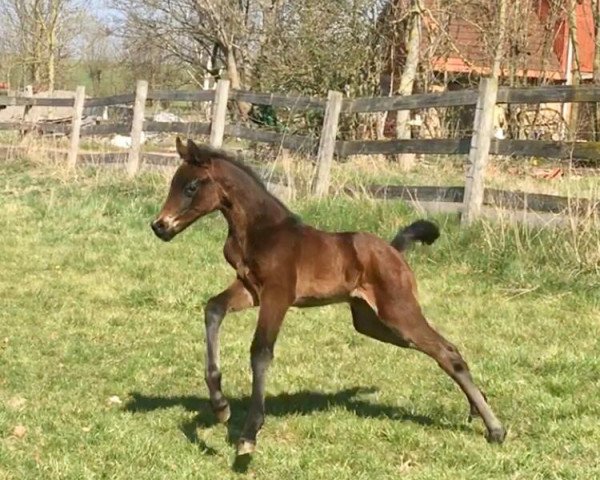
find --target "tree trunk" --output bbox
[493,0,508,78]
[566,0,582,140]
[394,0,422,171]
[225,46,251,119]
[31,0,44,86]
[47,29,56,92]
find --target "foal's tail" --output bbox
[391,219,440,252]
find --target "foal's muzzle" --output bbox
[151,219,175,241]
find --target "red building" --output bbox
[544,0,595,80]
[384,0,596,85]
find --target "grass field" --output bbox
[1,157,599,479]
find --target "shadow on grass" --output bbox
[124,386,469,443]
[124,387,472,472]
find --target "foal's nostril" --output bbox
[151,219,165,235]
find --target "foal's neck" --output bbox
[216,160,291,249]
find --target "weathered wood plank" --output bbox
[147,90,215,102]
[210,80,230,148]
[85,93,135,107]
[342,85,600,113]
[344,183,598,214]
[313,91,344,197]
[342,90,479,113]
[337,137,600,161]
[337,138,472,156]
[78,152,128,164]
[142,153,180,166]
[231,90,327,110]
[483,188,599,214]
[80,123,131,136]
[0,123,22,131]
[143,121,211,135]
[127,80,148,177]
[463,77,499,226]
[68,86,86,168]
[0,96,74,107]
[345,184,465,202]
[225,124,317,152]
[497,85,600,104]
[492,140,600,161]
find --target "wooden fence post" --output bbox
[313,90,344,197]
[461,77,499,226]
[127,80,148,177]
[209,79,230,148]
[67,85,85,169]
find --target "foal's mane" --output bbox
[194,144,293,214]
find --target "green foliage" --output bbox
[254,0,384,97]
[1,159,599,478]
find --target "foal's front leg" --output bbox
[204,279,256,422]
[237,289,289,456]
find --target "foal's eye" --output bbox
[184,180,199,197]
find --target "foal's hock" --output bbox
[151,138,506,456]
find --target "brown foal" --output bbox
[151,138,506,456]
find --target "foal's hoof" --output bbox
[236,439,256,456]
[214,404,231,424]
[486,427,507,444]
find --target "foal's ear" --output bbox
[175,136,189,160]
[186,139,213,166]
[176,137,214,166]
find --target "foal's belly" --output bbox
[292,294,350,308]
[292,231,362,308]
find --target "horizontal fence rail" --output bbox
[230,91,327,110]
[336,138,600,160]
[85,93,135,107]
[147,90,215,102]
[143,121,211,136]
[2,79,599,226]
[352,184,599,214]
[225,124,318,152]
[342,90,479,113]
[0,96,75,107]
[5,84,600,110]
[497,85,600,104]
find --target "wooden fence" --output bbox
[1,79,599,224]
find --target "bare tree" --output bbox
[113,0,282,115]
[0,0,81,91]
[78,15,119,95]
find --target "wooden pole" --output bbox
[209,79,230,148]
[313,90,344,197]
[67,85,85,169]
[127,80,148,177]
[461,77,499,226]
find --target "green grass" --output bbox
[1,159,599,479]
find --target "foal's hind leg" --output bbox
[375,299,506,443]
[351,298,411,348]
[205,279,256,423]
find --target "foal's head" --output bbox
[151,138,224,241]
